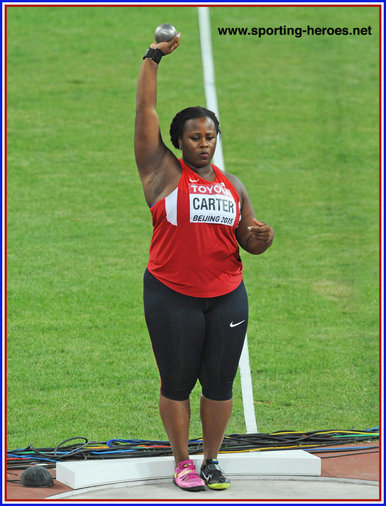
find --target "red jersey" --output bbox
[147,159,243,297]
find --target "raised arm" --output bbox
[134,36,181,206]
[134,56,164,170]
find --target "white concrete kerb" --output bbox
[56,450,321,490]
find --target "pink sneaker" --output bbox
[173,459,205,491]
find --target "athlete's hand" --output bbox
[150,33,181,55]
[248,219,274,248]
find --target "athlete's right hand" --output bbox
[150,33,181,55]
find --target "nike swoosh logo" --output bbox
[230,320,246,328]
[189,178,199,182]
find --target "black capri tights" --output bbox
[143,269,248,401]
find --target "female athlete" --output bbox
[134,33,274,492]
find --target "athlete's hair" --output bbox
[169,106,221,149]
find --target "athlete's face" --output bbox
[180,117,217,169]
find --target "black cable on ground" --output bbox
[6,428,379,470]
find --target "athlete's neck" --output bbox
[183,159,215,181]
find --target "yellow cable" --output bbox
[270,430,375,436]
[219,444,323,453]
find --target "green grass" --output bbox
[6,5,379,449]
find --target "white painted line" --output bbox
[239,334,258,433]
[198,6,258,434]
[197,6,225,171]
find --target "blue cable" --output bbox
[91,449,142,454]
[306,445,378,452]
[7,453,59,463]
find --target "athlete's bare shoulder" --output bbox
[223,171,246,200]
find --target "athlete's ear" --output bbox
[178,138,182,150]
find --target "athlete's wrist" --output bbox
[143,47,164,64]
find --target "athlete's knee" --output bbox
[160,381,196,401]
[201,382,233,401]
